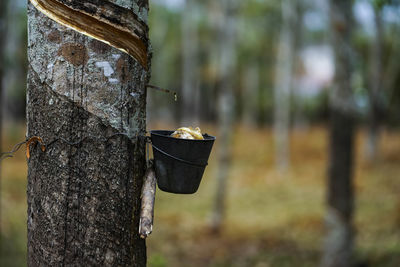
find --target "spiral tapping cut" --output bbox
[29,0,149,69]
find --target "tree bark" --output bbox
[322,1,355,267]
[210,0,237,233]
[273,0,297,172]
[27,1,150,266]
[366,5,384,162]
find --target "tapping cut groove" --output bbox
[29,0,149,69]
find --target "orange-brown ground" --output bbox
[1,123,399,266]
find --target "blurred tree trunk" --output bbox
[27,1,149,266]
[292,2,306,130]
[181,0,200,125]
[0,0,6,156]
[322,1,355,267]
[0,0,7,235]
[382,22,400,100]
[273,0,298,172]
[366,5,384,162]
[210,0,237,233]
[242,62,259,127]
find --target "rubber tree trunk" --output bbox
[322,1,355,266]
[291,2,306,130]
[180,0,200,126]
[273,0,297,172]
[27,1,150,266]
[0,0,6,156]
[242,62,259,127]
[210,0,237,233]
[0,0,7,236]
[366,5,384,162]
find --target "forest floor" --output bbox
[1,123,399,267]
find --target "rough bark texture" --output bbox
[30,0,149,68]
[210,0,237,233]
[273,0,297,172]
[322,1,355,266]
[27,1,150,266]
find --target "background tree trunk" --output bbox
[366,5,384,162]
[322,0,355,266]
[0,0,6,153]
[242,61,260,127]
[273,0,297,172]
[27,1,149,266]
[242,62,259,127]
[0,0,8,237]
[292,1,306,130]
[181,0,200,126]
[210,0,238,233]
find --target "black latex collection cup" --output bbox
[150,130,216,194]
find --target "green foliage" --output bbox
[145,0,400,126]
[0,0,399,125]
[371,0,400,10]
